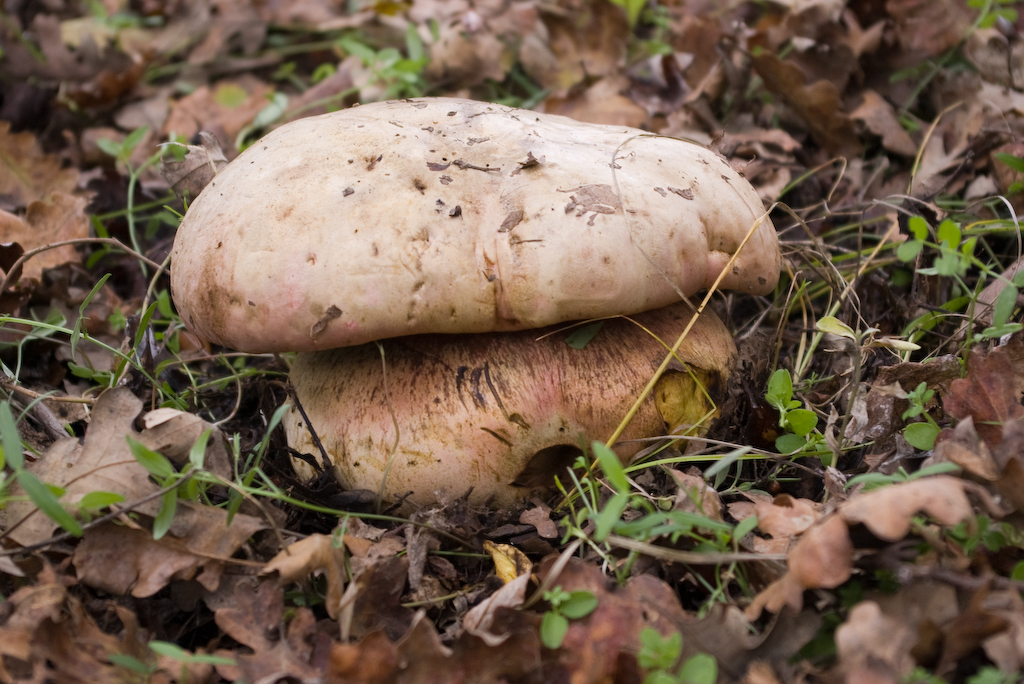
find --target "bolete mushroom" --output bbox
[286,302,736,507]
[169,97,781,506]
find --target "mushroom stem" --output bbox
[285,301,737,507]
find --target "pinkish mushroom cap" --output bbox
[170,98,779,353]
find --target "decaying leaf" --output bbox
[0,565,153,683]
[944,346,1024,447]
[163,75,271,143]
[0,192,90,284]
[850,90,918,157]
[263,533,348,619]
[839,476,972,541]
[520,503,559,539]
[215,580,322,684]
[745,514,853,619]
[73,502,266,596]
[6,387,159,546]
[160,131,228,203]
[0,123,80,209]
[462,571,531,646]
[835,601,918,680]
[751,52,862,158]
[754,493,823,542]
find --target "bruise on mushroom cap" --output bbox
[284,302,736,508]
[170,98,780,354]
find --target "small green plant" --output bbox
[968,0,1019,29]
[845,462,961,491]
[994,152,1024,195]
[108,640,236,679]
[897,215,1024,343]
[540,586,598,649]
[901,381,941,450]
[336,23,429,100]
[905,665,1022,684]
[947,513,1024,556]
[764,368,824,456]
[609,0,647,27]
[638,627,717,684]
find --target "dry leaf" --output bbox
[74,502,266,596]
[163,75,271,143]
[463,572,531,646]
[525,1,627,95]
[7,387,158,546]
[835,601,917,680]
[944,346,1024,447]
[0,566,153,683]
[483,540,532,584]
[746,514,853,619]
[0,192,90,283]
[520,504,559,538]
[540,75,648,127]
[755,494,823,542]
[0,123,80,209]
[850,90,918,157]
[751,52,862,158]
[160,131,228,203]
[215,580,322,684]
[887,0,976,57]
[839,476,972,541]
[931,416,1000,480]
[263,534,348,619]
[670,468,725,521]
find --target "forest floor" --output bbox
[3,0,1024,682]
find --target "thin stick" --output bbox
[605,208,773,449]
[0,238,167,294]
[605,535,787,564]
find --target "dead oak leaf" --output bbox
[328,629,398,684]
[887,0,975,58]
[751,52,862,159]
[0,192,90,285]
[6,387,159,547]
[755,494,823,543]
[525,1,628,95]
[159,131,227,204]
[163,75,271,144]
[850,90,918,157]
[540,75,648,128]
[463,571,531,646]
[73,502,266,596]
[539,555,817,681]
[835,601,918,680]
[0,123,80,210]
[215,580,322,684]
[980,589,1024,673]
[944,346,1024,447]
[745,514,853,619]
[263,533,347,619]
[839,476,972,541]
[0,566,153,683]
[932,416,1000,481]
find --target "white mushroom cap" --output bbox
[171,98,780,353]
[284,302,736,508]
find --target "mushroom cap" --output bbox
[171,98,780,353]
[284,302,736,507]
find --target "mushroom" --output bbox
[169,97,781,506]
[170,98,779,353]
[285,301,736,507]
